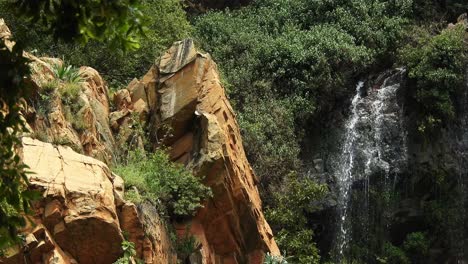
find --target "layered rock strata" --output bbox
[116,39,280,263]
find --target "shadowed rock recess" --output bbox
[0,19,278,264]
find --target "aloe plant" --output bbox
[52,63,83,83]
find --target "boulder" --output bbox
[4,138,176,264]
[19,137,123,264]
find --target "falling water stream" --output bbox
[333,70,407,262]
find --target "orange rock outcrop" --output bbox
[136,39,280,263]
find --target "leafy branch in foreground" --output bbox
[11,0,146,51]
[0,39,37,249]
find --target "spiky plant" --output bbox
[52,63,83,83]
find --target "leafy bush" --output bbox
[238,98,302,190]
[195,0,410,110]
[175,231,200,262]
[263,253,288,264]
[380,242,410,264]
[265,173,327,264]
[403,232,429,264]
[113,240,139,264]
[11,0,145,51]
[0,40,38,250]
[399,24,467,134]
[114,150,212,218]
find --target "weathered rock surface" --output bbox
[2,138,176,264]
[24,60,116,164]
[137,39,280,263]
[3,137,123,264]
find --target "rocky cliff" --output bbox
[112,39,280,263]
[0,19,278,263]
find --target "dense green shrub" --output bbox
[263,253,288,264]
[265,173,327,264]
[114,150,212,218]
[380,242,410,264]
[11,0,145,51]
[238,98,302,190]
[403,232,429,264]
[399,24,467,134]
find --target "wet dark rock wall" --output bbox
[304,69,468,263]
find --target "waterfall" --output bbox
[334,81,364,259]
[333,69,407,262]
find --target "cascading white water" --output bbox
[334,81,364,258]
[333,70,407,262]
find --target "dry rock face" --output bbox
[2,138,175,264]
[6,137,123,264]
[138,39,280,263]
[23,59,116,164]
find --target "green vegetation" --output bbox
[12,0,145,50]
[377,232,429,264]
[380,242,410,264]
[399,24,467,134]
[0,0,192,87]
[265,173,327,263]
[51,63,83,83]
[0,38,37,249]
[194,0,411,200]
[403,232,429,264]
[114,240,140,264]
[174,230,200,262]
[114,150,212,218]
[263,253,289,264]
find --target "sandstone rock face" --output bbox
[23,56,116,164]
[118,202,176,264]
[2,138,176,264]
[12,137,123,264]
[140,39,280,263]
